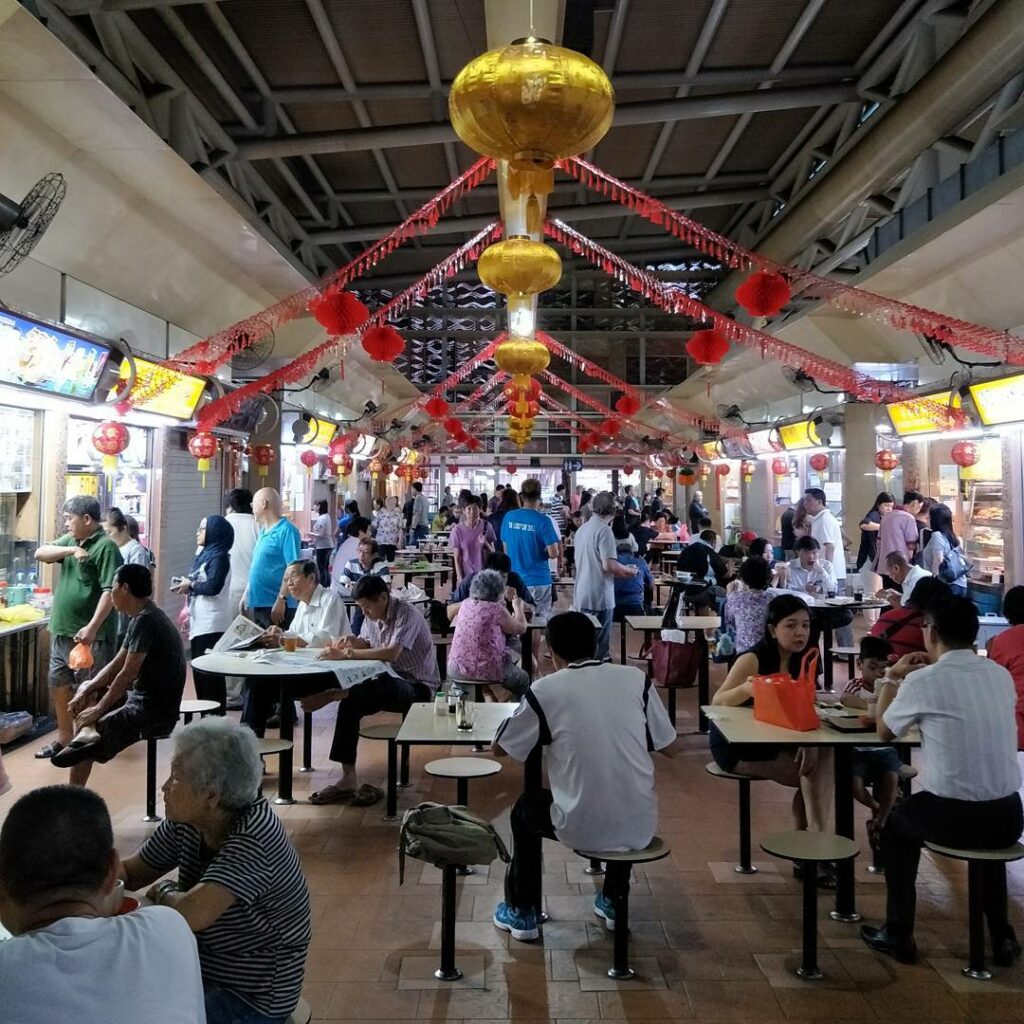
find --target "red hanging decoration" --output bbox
[601,417,621,436]
[678,465,697,484]
[735,270,791,317]
[308,286,369,336]
[92,421,130,476]
[686,329,729,366]
[809,453,830,472]
[874,449,900,473]
[299,449,321,477]
[771,457,788,477]
[188,431,218,487]
[951,441,979,468]
[578,436,593,453]
[615,394,642,417]
[466,436,482,452]
[442,416,462,436]
[622,464,635,476]
[329,449,353,476]
[741,459,756,481]
[251,443,276,478]
[424,395,450,419]
[716,463,730,477]
[506,463,518,475]
[361,325,405,363]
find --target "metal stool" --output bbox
[142,732,172,822]
[924,840,1024,980]
[573,837,670,979]
[425,757,502,876]
[359,722,410,821]
[705,762,765,874]
[432,635,452,679]
[179,698,219,724]
[760,830,858,980]
[829,647,859,682]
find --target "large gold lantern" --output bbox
[494,337,550,378]
[478,237,562,298]
[450,37,615,170]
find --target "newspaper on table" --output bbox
[212,615,265,653]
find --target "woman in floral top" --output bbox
[723,558,782,653]
[372,495,404,561]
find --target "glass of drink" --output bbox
[282,634,299,653]
[455,698,475,731]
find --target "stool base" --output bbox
[298,766,315,774]
[963,966,993,982]
[142,814,161,823]
[829,910,862,923]
[274,796,296,806]
[796,965,823,981]
[434,967,463,982]
[607,966,636,980]
[735,864,757,875]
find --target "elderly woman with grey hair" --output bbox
[448,568,530,699]
[119,718,311,1024]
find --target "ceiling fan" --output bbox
[716,404,771,430]
[781,365,844,395]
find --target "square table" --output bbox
[389,564,452,599]
[703,703,919,922]
[623,614,720,731]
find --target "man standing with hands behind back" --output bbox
[34,496,122,760]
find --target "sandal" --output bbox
[349,784,383,807]
[308,784,357,806]
[35,740,64,759]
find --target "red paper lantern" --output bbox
[506,463,518,475]
[735,270,791,317]
[299,449,320,477]
[187,430,218,487]
[716,463,730,477]
[92,421,130,475]
[951,441,979,468]
[602,417,621,437]
[653,469,664,479]
[442,416,461,435]
[874,449,900,473]
[678,465,697,484]
[251,442,275,478]
[361,324,405,362]
[578,436,593,453]
[466,436,482,452]
[587,431,603,448]
[686,329,729,366]
[622,464,635,476]
[809,453,830,472]
[308,286,369,336]
[771,457,788,477]
[615,394,641,417]
[424,395,449,419]
[329,450,353,475]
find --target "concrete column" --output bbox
[742,460,774,537]
[842,404,891,530]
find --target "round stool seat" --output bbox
[285,997,311,1024]
[575,836,670,864]
[705,762,766,783]
[179,699,219,716]
[256,737,294,756]
[761,830,858,864]
[425,757,502,781]
[925,840,1024,863]
[829,646,859,656]
[359,722,401,741]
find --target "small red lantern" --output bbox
[506,463,518,475]
[299,449,320,477]
[653,469,664,479]
[615,394,642,417]
[424,395,449,419]
[874,449,900,473]
[188,430,219,487]
[809,453,830,473]
[251,442,275,479]
[686,329,729,366]
[92,421,130,476]
[741,459,756,482]
[578,436,593,454]
[587,431,603,448]
[622,464,635,476]
[735,270,791,318]
[771,457,788,477]
[678,465,697,484]
[308,285,369,336]
[329,450,353,475]
[951,441,979,468]
[716,463,730,477]
[602,417,621,437]
[361,324,405,362]
[466,436,482,452]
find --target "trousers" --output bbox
[190,633,226,714]
[882,790,1023,939]
[328,674,429,765]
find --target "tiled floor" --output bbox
[4,612,1024,1022]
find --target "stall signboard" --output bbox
[886,390,955,436]
[720,437,749,459]
[969,373,1024,427]
[778,421,821,450]
[0,311,109,401]
[120,357,205,420]
[747,428,782,455]
[301,417,337,449]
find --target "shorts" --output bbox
[49,633,117,691]
[527,585,553,625]
[852,746,903,785]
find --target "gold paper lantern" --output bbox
[478,237,562,297]
[450,37,615,170]
[494,337,550,377]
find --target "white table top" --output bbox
[703,704,920,747]
[397,701,516,745]
[192,650,389,688]
[626,614,720,630]
[0,615,49,639]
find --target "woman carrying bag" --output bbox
[171,515,234,714]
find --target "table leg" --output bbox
[697,633,710,734]
[274,681,295,805]
[300,710,314,772]
[384,739,398,821]
[399,742,411,787]
[434,863,462,981]
[822,616,835,693]
[830,745,860,922]
[620,621,627,665]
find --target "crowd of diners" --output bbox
[3,480,1024,1019]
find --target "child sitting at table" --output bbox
[840,635,912,842]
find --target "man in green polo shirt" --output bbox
[34,495,123,758]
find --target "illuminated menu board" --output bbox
[119,357,206,420]
[778,421,820,450]
[969,373,1024,427]
[886,390,955,436]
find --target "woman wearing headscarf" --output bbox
[171,515,234,714]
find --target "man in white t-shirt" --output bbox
[224,488,259,709]
[0,784,205,1023]
[491,612,678,941]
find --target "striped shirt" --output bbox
[138,797,310,1018]
[360,594,440,690]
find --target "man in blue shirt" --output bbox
[500,478,560,625]
[245,488,302,629]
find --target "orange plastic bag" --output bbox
[68,642,94,671]
[752,648,820,731]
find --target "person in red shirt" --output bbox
[869,576,950,658]
[987,586,1024,750]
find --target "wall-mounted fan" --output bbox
[231,327,276,374]
[716,404,771,430]
[807,407,844,447]
[781,365,844,395]
[0,173,67,276]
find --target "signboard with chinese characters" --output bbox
[885,390,955,436]
[969,372,1024,427]
[778,421,820,450]
[119,357,205,420]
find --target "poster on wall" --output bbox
[0,408,35,492]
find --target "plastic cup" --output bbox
[282,635,299,653]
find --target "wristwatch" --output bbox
[152,879,181,904]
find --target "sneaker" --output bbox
[594,892,616,931]
[493,902,539,941]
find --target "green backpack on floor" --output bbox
[398,802,510,883]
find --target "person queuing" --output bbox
[336,499,359,541]
[988,586,1024,750]
[104,506,152,646]
[299,576,439,806]
[856,492,894,578]
[245,488,301,629]
[409,481,431,546]
[861,597,1023,966]
[223,488,259,710]
[50,565,187,787]
[874,491,924,587]
[489,485,521,553]
[171,515,235,714]
[687,488,709,536]
[120,718,311,1022]
[0,785,205,1024]
[491,612,678,941]
[33,496,123,760]
[448,497,496,587]
[921,503,969,596]
[372,495,405,562]
[309,499,336,586]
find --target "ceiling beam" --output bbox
[58,0,225,11]
[233,83,860,161]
